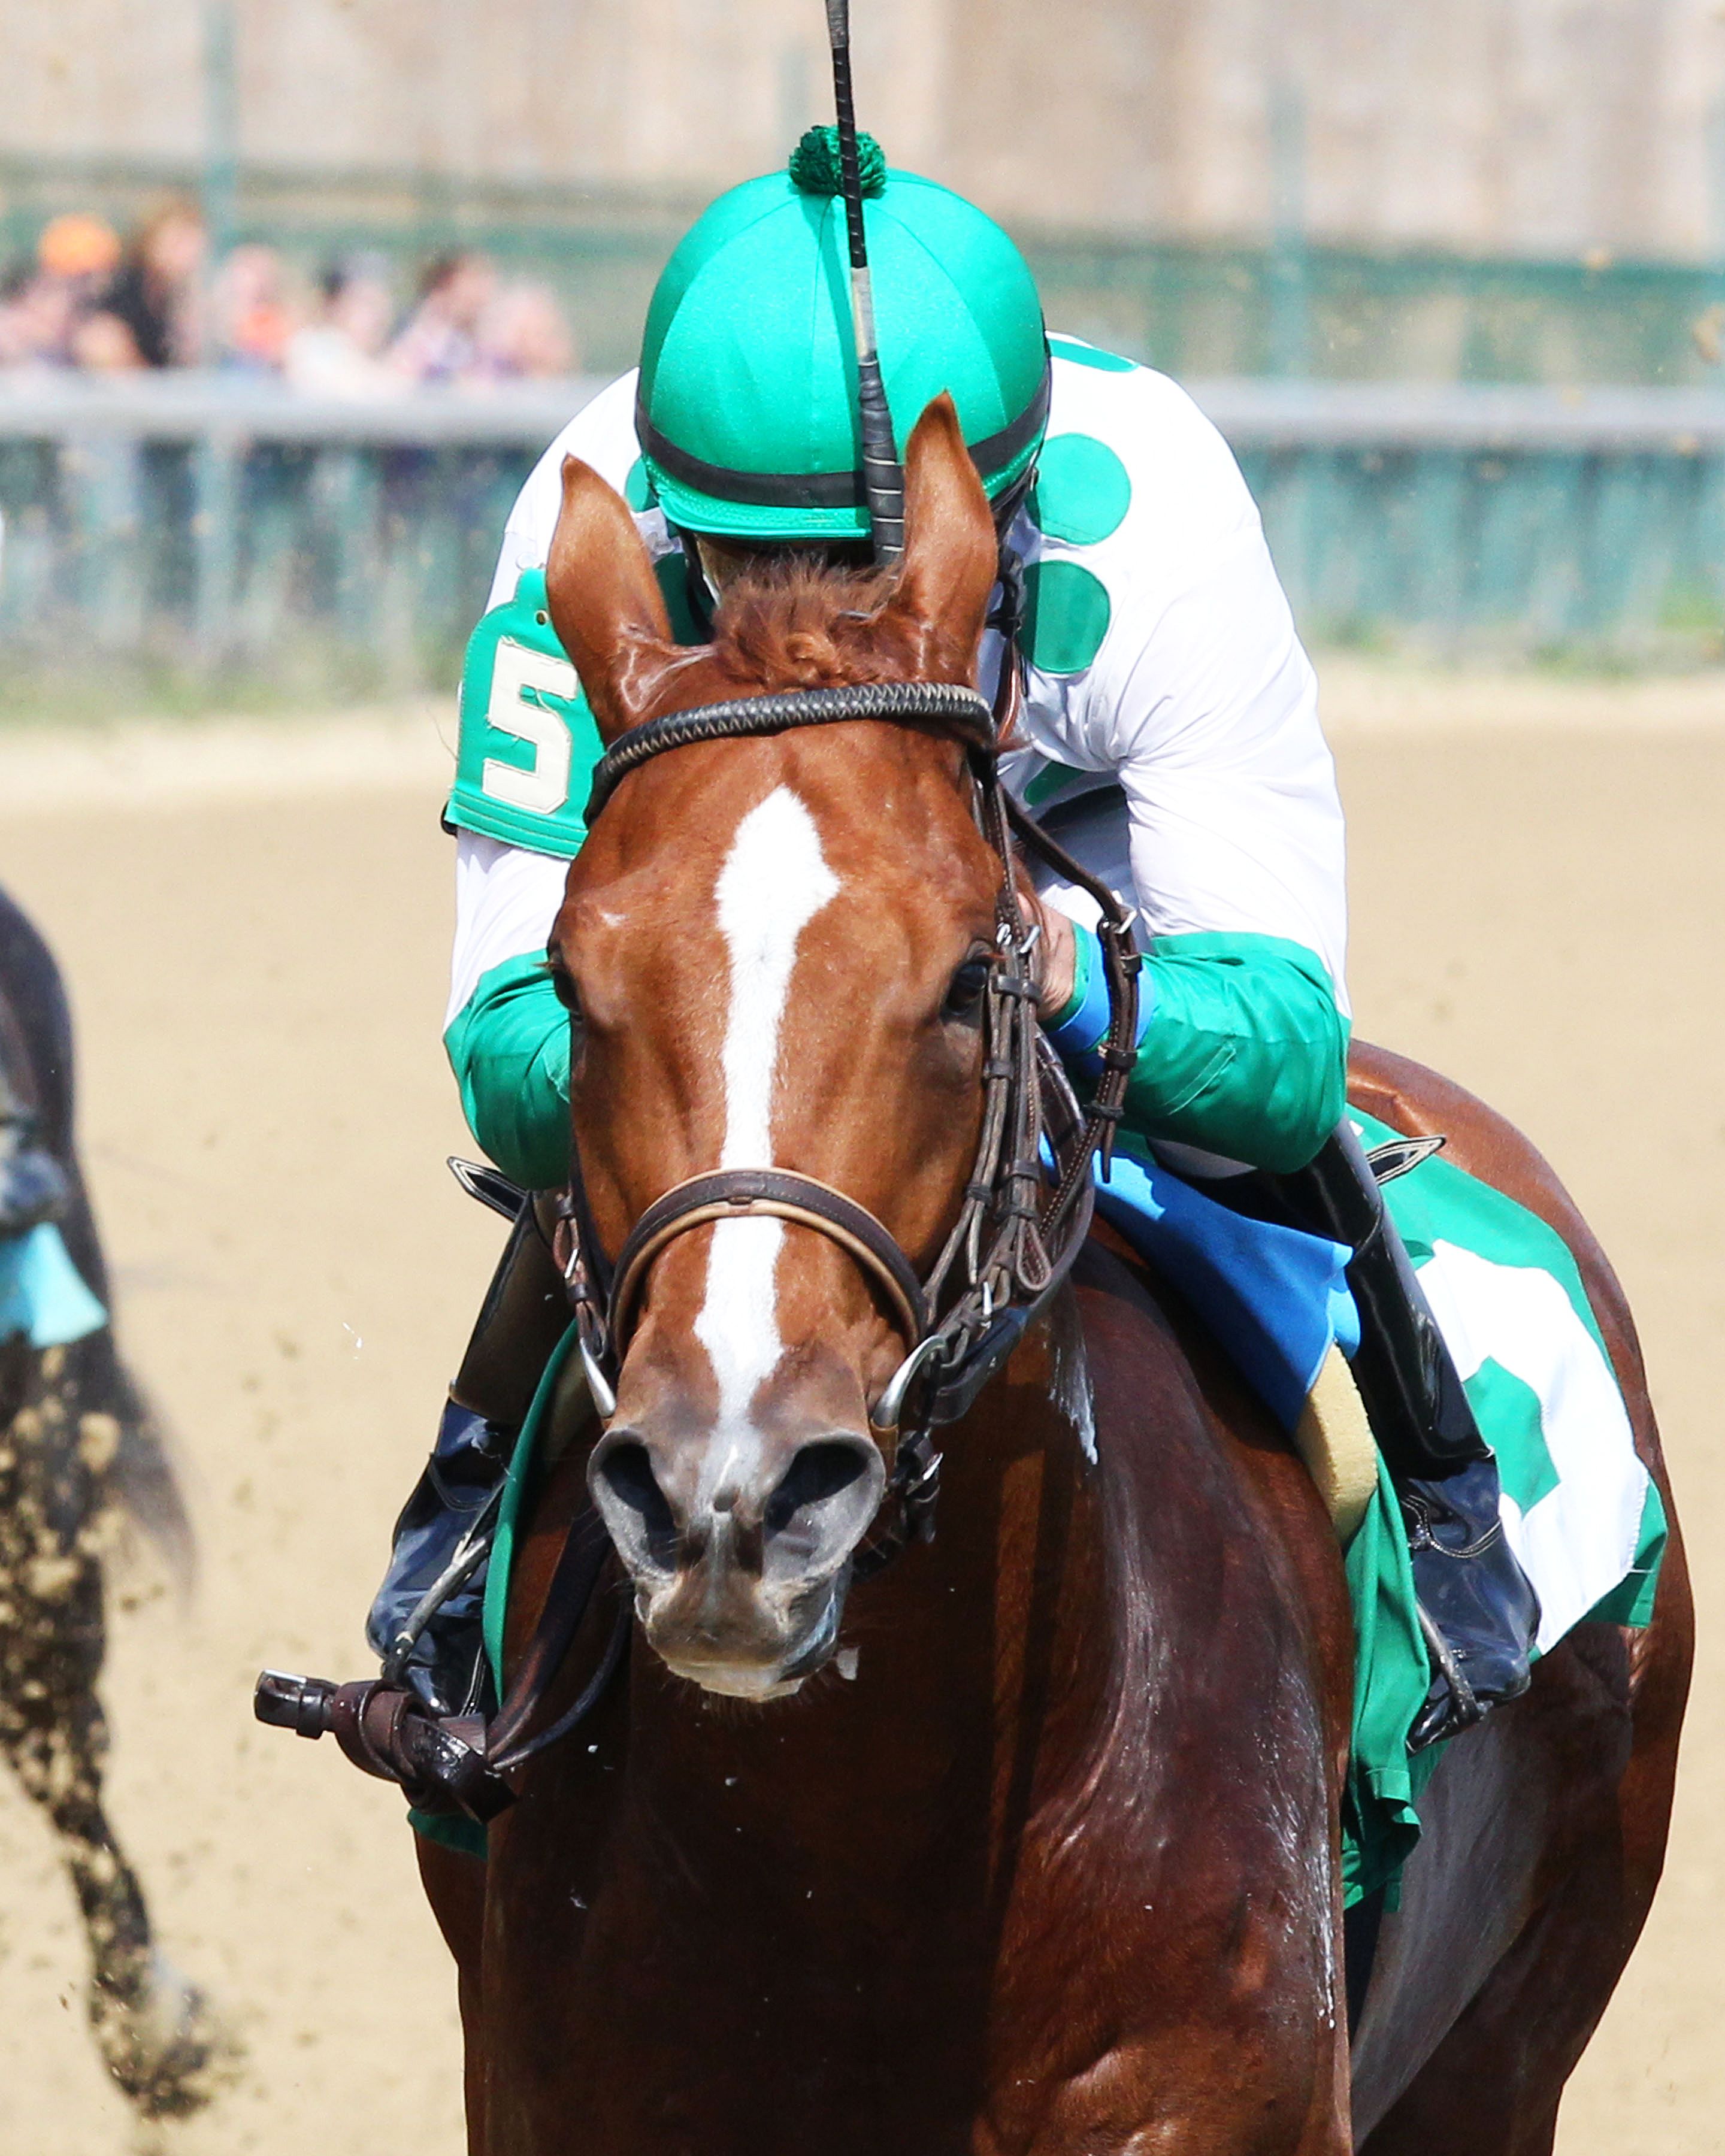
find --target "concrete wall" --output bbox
[4,0,1725,257]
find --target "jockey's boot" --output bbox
[1280,1123,1541,1752]
[365,1195,570,1716]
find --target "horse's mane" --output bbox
[709,556,921,692]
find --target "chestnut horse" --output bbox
[417,401,1690,2153]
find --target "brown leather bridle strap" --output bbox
[608,1167,930,1358]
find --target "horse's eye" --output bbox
[547,953,582,1017]
[941,956,992,1022]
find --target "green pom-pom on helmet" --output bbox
[786,123,887,199]
[635,137,1051,543]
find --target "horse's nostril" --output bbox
[761,1438,883,1578]
[764,1441,868,1534]
[592,1430,884,1588]
[593,1439,680,1574]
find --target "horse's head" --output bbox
[544,397,1007,1698]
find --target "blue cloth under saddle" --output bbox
[1091,1136,1358,1433]
[0,1222,107,1349]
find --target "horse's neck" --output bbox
[489,1270,1356,2152]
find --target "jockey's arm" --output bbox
[1019,379,1349,1177]
[1033,897,1348,1175]
[444,838,575,1194]
[442,367,1348,1191]
[442,376,640,1194]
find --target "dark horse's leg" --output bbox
[0,882,193,1576]
[0,883,222,2109]
[0,1336,222,2114]
[0,1333,230,2115]
[1346,1044,1691,2153]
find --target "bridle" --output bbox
[552,667,1142,1572]
[256,606,1145,1823]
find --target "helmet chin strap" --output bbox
[680,534,720,635]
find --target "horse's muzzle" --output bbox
[587,1424,884,1695]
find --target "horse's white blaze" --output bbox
[693,787,839,1445]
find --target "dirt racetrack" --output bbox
[0,659,1718,2152]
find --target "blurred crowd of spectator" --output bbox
[0,200,579,389]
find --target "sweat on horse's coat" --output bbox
[429,1076,1667,1906]
[1072,1104,1666,1904]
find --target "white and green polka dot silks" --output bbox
[444,343,1347,1038]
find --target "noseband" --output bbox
[552,673,1142,1565]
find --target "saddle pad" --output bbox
[1092,1131,1360,1433]
[1077,1111,1665,1905]
[1342,1107,1666,1907]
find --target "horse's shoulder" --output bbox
[1071,1221,1347,1592]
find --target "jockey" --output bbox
[370,131,1537,1750]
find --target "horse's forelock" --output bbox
[711,559,916,692]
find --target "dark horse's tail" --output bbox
[0,883,194,1588]
[90,1349,196,1593]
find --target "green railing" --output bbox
[1206,383,1725,659]
[1030,244,1725,393]
[0,378,577,703]
[4,152,1725,386]
[1,378,1720,697]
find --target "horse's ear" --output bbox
[886,394,1000,683]
[544,456,679,741]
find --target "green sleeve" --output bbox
[1071,929,1347,1174]
[443,953,573,1194]
[1131,931,1348,1171]
[447,931,1343,1194]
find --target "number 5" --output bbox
[481,638,577,814]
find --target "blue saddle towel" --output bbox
[1091,1131,1359,1434]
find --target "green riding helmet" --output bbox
[635,127,1051,543]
